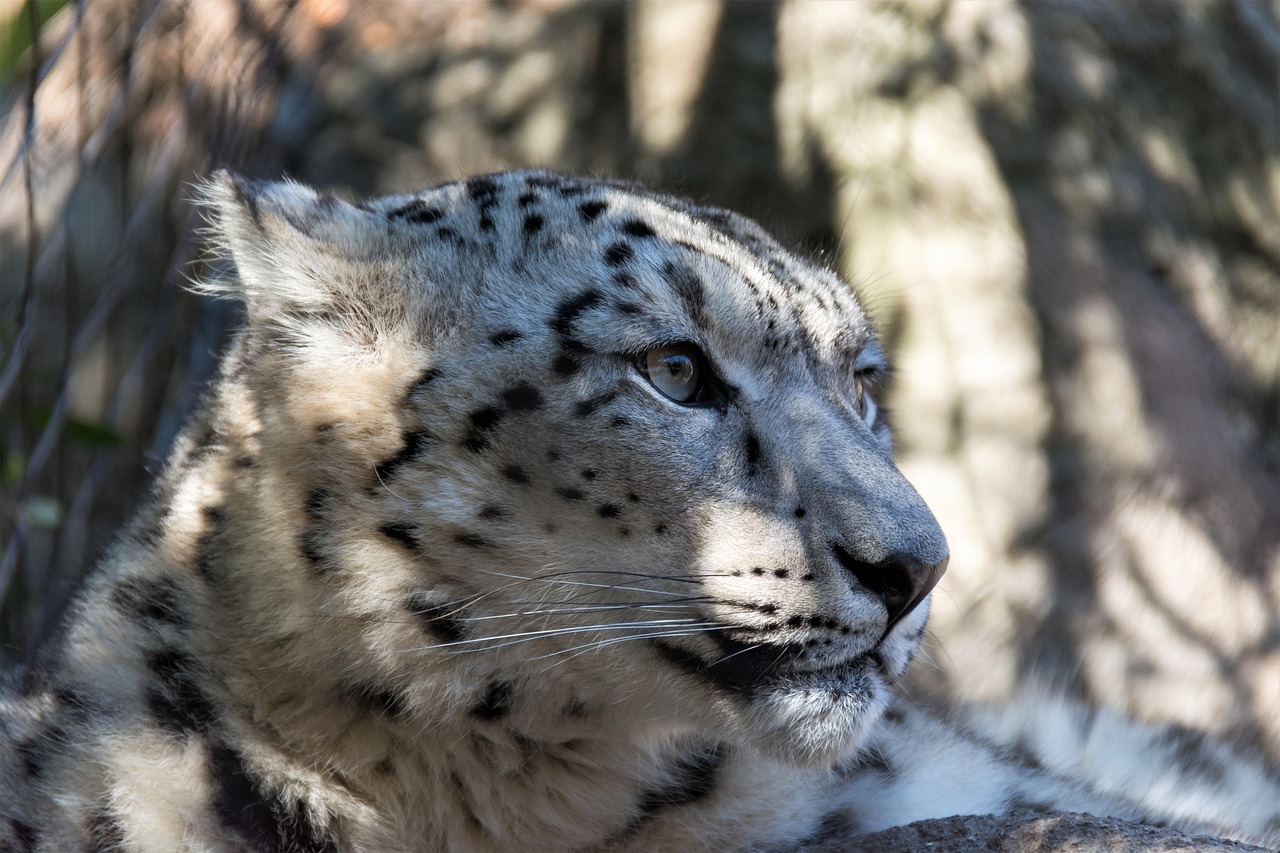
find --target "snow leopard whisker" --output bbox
[400,586,713,618]
[480,567,712,588]
[437,621,728,655]
[389,618,720,654]
[480,569,700,598]
[705,641,768,666]
[463,599,709,620]
[530,627,735,667]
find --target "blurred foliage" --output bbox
[0,0,68,83]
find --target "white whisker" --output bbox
[480,570,694,598]
[530,625,734,666]
[438,619,716,653]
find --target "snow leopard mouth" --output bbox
[651,633,884,697]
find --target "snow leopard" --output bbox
[1,170,1277,851]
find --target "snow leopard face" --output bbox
[209,170,948,769]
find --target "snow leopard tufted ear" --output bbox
[199,171,400,343]
[199,172,427,443]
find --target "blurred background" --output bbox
[1,0,1277,765]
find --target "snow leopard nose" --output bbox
[831,542,948,631]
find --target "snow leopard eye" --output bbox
[642,343,713,404]
[855,374,878,427]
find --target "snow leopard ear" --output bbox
[200,171,397,341]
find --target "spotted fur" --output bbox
[1,171,1277,851]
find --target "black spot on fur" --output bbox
[86,808,125,851]
[453,532,493,549]
[53,687,99,723]
[16,737,43,778]
[553,351,583,376]
[526,174,566,189]
[342,681,408,718]
[581,468,598,480]
[387,199,443,224]
[111,576,187,628]
[522,214,544,236]
[840,748,894,779]
[610,416,630,429]
[573,391,617,418]
[610,743,726,840]
[146,648,217,735]
[406,593,466,644]
[478,505,506,520]
[229,175,264,228]
[463,406,506,452]
[374,430,432,482]
[794,506,806,518]
[436,226,457,242]
[378,521,422,552]
[511,730,540,765]
[612,271,638,289]
[621,219,655,238]
[616,301,643,316]
[450,771,484,830]
[8,818,37,852]
[550,290,604,336]
[556,487,585,502]
[209,741,338,853]
[406,368,441,399]
[466,175,498,199]
[744,430,761,476]
[578,199,607,222]
[997,736,1047,773]
[517,190,538,207]
[690,207,733,229]
[661,261,707,327]
[299,492,332,571]
[1159,726,1230,784]
[193,506,225,584]
[816,810,860,839]
[471,679,513,720]
[603,242,633,267]
[598,504,621,519]
[502,465,531,486]
[501,383,543,412]
[304,488,328,520]
[489,329,523,347]
[299,531,330,573]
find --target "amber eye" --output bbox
[643,344,707,403]
[854,374,878,426]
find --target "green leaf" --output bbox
[4,450,22,486]
[65,418,121,448]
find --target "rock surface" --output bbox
[831,811,1276,853]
